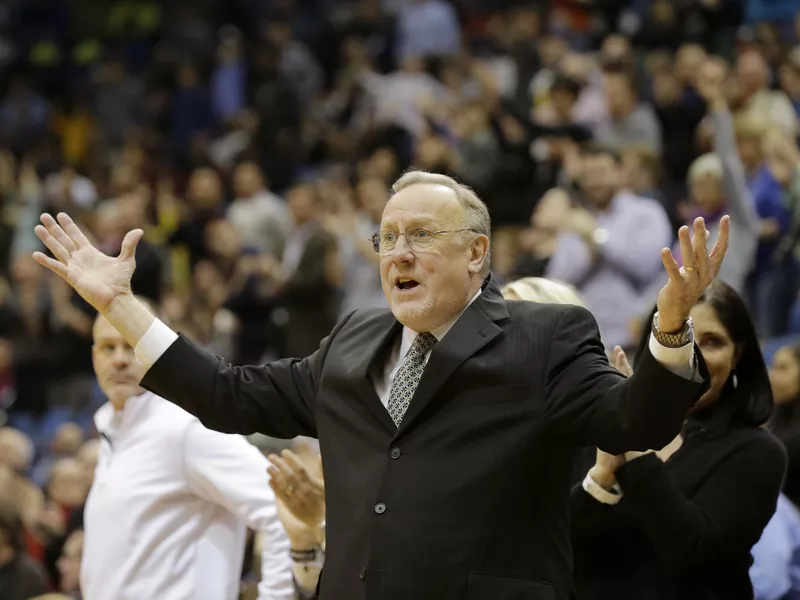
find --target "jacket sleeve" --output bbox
[616,437,786,574]
[139,310,358,438]
[183,423,295,600]
[543,306,709,453]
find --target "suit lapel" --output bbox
[347,312,401,433]
[396,276,509,435]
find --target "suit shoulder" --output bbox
[338,307,394,333]
[505,300,595,327]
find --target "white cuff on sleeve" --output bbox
[648,333,700,382]
[582,472,623,505]
[134,318,179,370]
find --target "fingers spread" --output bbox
[692,217,709,278]
[35,223,71,264]
[42,213,77,256]
[708,216,731,274]
[119,229,144,260]
[56,213,92,249]
[32,251,68,278]
[281,450,310,481]
[661,247,682,282]
[677,225,693,268]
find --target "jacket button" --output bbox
[374,502,386,514]
[359,567,366,579]
[389,447,401,459]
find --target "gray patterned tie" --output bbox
[387,332,437,426]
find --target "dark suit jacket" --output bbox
[140,276,708,600]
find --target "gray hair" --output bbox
[687,153,723,185]
[391,171,492,275]
[501,277,585,307]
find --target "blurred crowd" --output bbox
[0,0,800,598]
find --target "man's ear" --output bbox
[468,235,489,274]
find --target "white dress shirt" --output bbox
[82,392,294,600]
[136,289,697,409]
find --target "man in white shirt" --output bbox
[81,310,294,600]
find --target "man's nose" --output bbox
[390,234,414,262]
[111,348,132,366]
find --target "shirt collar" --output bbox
[399,287,482,356]
[93,390,153,433]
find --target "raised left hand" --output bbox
[656,216,730,332]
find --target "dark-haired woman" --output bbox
[571,280,786,600]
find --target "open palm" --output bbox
[32,213,143,312]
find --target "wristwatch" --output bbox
[651,312,693,348]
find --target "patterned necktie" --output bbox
[387,332,437,427]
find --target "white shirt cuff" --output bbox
[582,472,622,505]
[134,318,179,370]
[648,332,700,382]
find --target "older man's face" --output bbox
[379,184,479,332]
[92,316,146,407]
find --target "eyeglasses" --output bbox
[370,228,475,255]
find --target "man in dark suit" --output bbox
[32,170,729,600]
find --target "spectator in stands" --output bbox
[595,65,663,155]
[275,183,342,357]
[395,0,461,64]
[733,115,794,337]
[227,161,291,259]
[769,342,800,509]
[0,426,34,474]
[0,497,48,600]
[638,58,761,336]
[734,49,798,138]
[335,176,388,316]
[31,422,84,488]
[572,280,784,599]
[169,167,225,270]
[765,128,800,268]
[512,188,571,280]
[500,276,584,307]
[546,144,672,350]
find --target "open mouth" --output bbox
[395,278,420,291]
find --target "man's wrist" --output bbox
[104,293,158,348]
[657,320,685,334]
[588,466,617,491]
[583,471,623,505]
[654,312,687,335]
[290,547,321,563]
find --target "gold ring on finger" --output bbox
[684,265,696,272]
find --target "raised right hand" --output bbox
[33,213,143,313]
